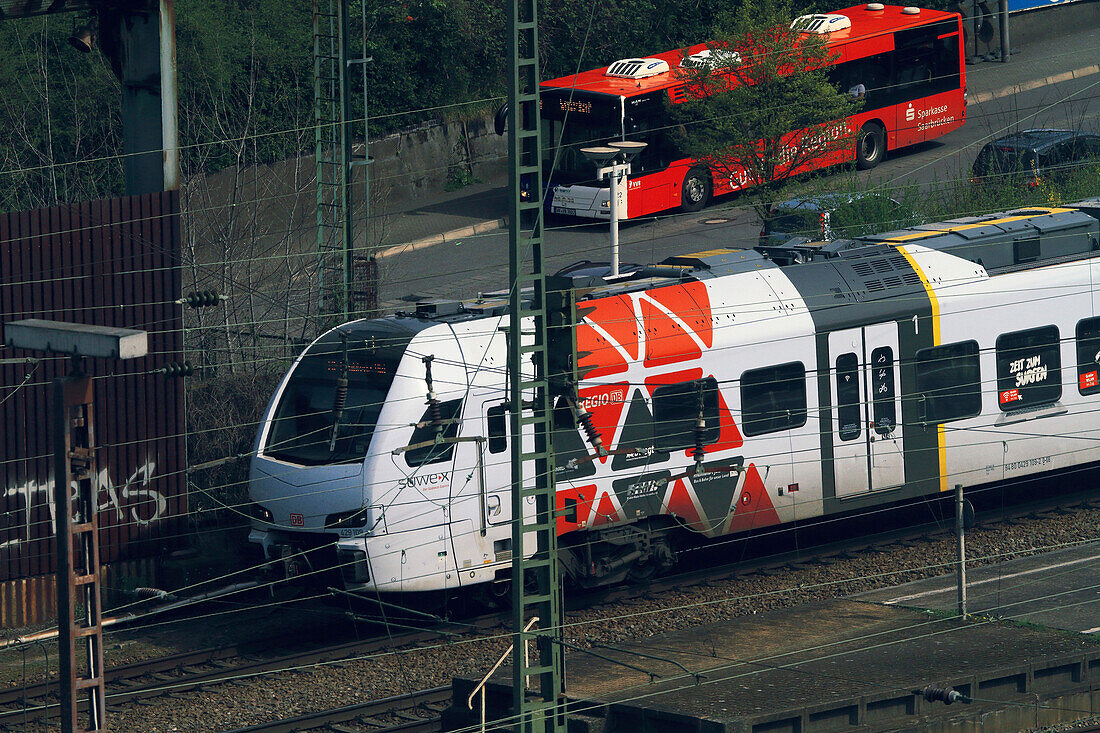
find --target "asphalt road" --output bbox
[378,41,1100,308]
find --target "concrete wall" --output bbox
[369,114,508,207]
[366,1,1100,204]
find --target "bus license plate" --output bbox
[553,207,577,216]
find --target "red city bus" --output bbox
[541,4,966,220]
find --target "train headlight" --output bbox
[325,508,371,530]
[250,503,274,523]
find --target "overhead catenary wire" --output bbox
[3,528,1096,726]
[2,4,1100,655]
[2,19,1100,730]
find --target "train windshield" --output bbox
[264,327,410,466]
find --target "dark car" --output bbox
[762,193,921,245]
[971,129,1100,187]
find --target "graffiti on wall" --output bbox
[1,459,166,550]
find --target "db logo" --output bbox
[289,513,305,527]
[579,386,625,411]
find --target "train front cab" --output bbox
[248,318,431,587]
[330,315,517,597]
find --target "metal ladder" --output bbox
[313,0,371,320]
[507,0,565,730]
[56,375,106,732]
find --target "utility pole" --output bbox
[507,0,565,730]
[955,484,968,618]
[4,320,149,733]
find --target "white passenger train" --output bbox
[249,201,1100,597]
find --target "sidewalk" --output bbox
[372,23,1100,258]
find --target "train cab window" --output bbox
[835,353,861,441]
[996,325,1061,410]
[404,399,463,467]
[1076,317,1100,395]
[652,377,720,450]
[487,404,507,454]
[915,341,981,423]
[740,362,808,436]
[870,346,897,434]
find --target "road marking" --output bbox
[882,550,1100,605]
[375,217,507,259]
[970,64,1100,105]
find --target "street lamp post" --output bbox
[579,140,648,278]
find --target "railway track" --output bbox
[223,687,451,733]
[1,487,1095,730]
[0,627,483,729]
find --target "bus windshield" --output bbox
[545,117,623,180]
[264,326,411,466]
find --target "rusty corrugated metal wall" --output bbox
[0,190,186,587]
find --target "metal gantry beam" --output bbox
[507,0,565,730]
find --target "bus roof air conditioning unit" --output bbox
[679,48,742,70]
[605,58,670,79]
[791,14,853,33]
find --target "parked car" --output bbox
[971,129,1100,187]
[762,193,921,245]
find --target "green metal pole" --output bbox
[507,0,564,731]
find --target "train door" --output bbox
[829,322,905,497]
[482,402,535,534]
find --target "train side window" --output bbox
[487,404,507,454]
[915,341,981,423]
[404,399,463,467]
[1076,317,1100,395]
[652,377,720,450]
[740,362,808,437]
[995,325,1061,410]
[835,353,861,441]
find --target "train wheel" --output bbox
[475,579,512,610]
[625,559,661,583]
[680,167,712,212]
[856,123,886,170]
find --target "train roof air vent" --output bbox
[791,14,853,33]
[842,247,922,295]
[679,48,742,70]
[605,58,670,79]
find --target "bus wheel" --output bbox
[680,168,712,212]
[856,123,886,170]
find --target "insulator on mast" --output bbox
[329,332,350,452]
[422,355,444,437]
